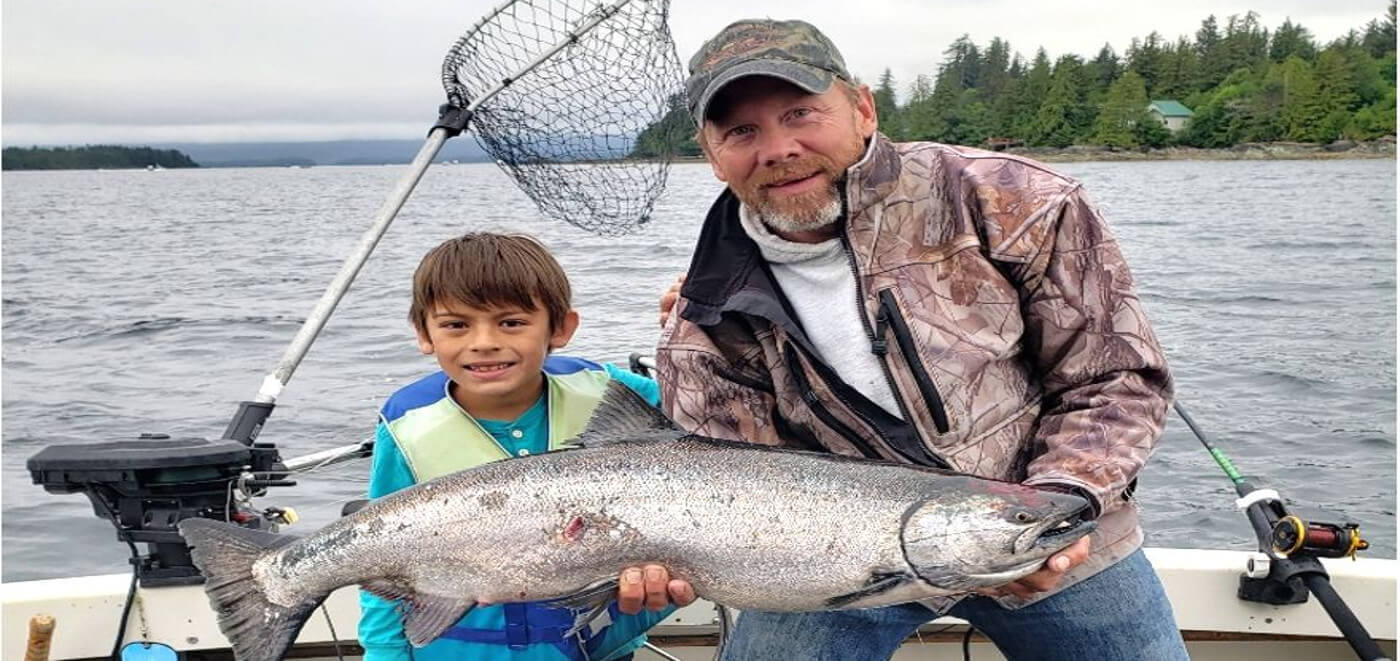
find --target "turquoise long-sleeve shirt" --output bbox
[359,363,674,661]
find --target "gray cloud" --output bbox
[2,0,1388,145]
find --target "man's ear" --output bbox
[550,309,581,350]
[415,328,434,355]
[854,84,878,138]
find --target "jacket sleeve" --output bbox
[1000,187,1173,517]
[586,604,678,661]
[358,423,415,660]
[603,362,662,406]
[655,301,789,446]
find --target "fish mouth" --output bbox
[1020,505,1097,555]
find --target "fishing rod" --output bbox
[1173,401,1389,661]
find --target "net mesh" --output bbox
[442,0,687,235]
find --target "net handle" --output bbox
[221,0,645,446]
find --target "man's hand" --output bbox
[617,564,697,614]
[982,536,1091,600]
[658,276,685,328]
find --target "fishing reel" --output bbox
[27,433,298,587]
[1271,516,1369,560]
[1234,488,1373,606]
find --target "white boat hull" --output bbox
[4,548,1394,660]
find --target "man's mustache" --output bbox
[750,157,841,190]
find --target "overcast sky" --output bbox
[2,0,1390,145]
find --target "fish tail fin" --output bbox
[178,518,322,661]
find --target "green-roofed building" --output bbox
[1147,100,1194,133]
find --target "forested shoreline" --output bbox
[2,145,199,170]
[633,4,1397,158]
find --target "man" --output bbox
[633,18,1187,661]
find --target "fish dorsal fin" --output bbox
[363,578,475,646]
[574,379,683,446]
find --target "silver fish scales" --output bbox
[180,382,1094,661]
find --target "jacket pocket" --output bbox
[782,343,881,459]
[874,289,950,434]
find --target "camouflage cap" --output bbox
[686,19,851,124]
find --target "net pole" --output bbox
[238,0,645,416]
[252,128,451,404]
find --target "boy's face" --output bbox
[416,298,579,419]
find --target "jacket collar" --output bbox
[843,132,903,220]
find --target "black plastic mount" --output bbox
[433,103,474,138]
[223,400,275,446]
[27,434,288,587]
[1238,554,1323,605]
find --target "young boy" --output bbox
[359,232,673,661]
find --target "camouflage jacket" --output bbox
[655,134,1173,606]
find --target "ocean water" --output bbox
[2,157,1394,582]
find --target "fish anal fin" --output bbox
[574,380,684,447]
[824,571,915,610]
[362,579,474,647]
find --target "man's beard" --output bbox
[760,191,843,235]
[732,155,846,235]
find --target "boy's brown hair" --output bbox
[409,232,572,332]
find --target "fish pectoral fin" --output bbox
[363,579,475,647]
[574,380,684,446]
[543,577,619,612]
[824,571,916,609]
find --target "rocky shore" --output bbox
[1005,138,1396,162]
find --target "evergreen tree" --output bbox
[1309,48,1360,139]
[903,75,938,139]
[1270,19,1317,61]
[1029,55,1092,147]
[1221,12,1270,75]
[629,93,699,158]
[1084,43,1121,97]
[980,38,1014,101]
[1009,49,1053,138]
[1127,32,1168,96]
[873,69,902,139]
[1362,2,1397,58]
[1195,15,1229,89]
[1157,37,1200,100]
[1345,86,1397,139]
[1091,71,1150,148]
[1279,56,1324,140]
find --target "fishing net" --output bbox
[440,0,687,236]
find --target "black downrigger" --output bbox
[25,404,313,587]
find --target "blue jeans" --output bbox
[719,549,1188,661]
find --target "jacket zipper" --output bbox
[838,236,921,428]
[782,343,881,460]
[874,289,951,434]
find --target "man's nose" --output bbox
[757,127,801,167]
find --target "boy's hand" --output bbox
[617,564,696,613]
[658,276,685,328]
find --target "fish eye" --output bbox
[1011,509,1036,524]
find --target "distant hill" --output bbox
[157,139,493,168]
[2,145,198,170]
